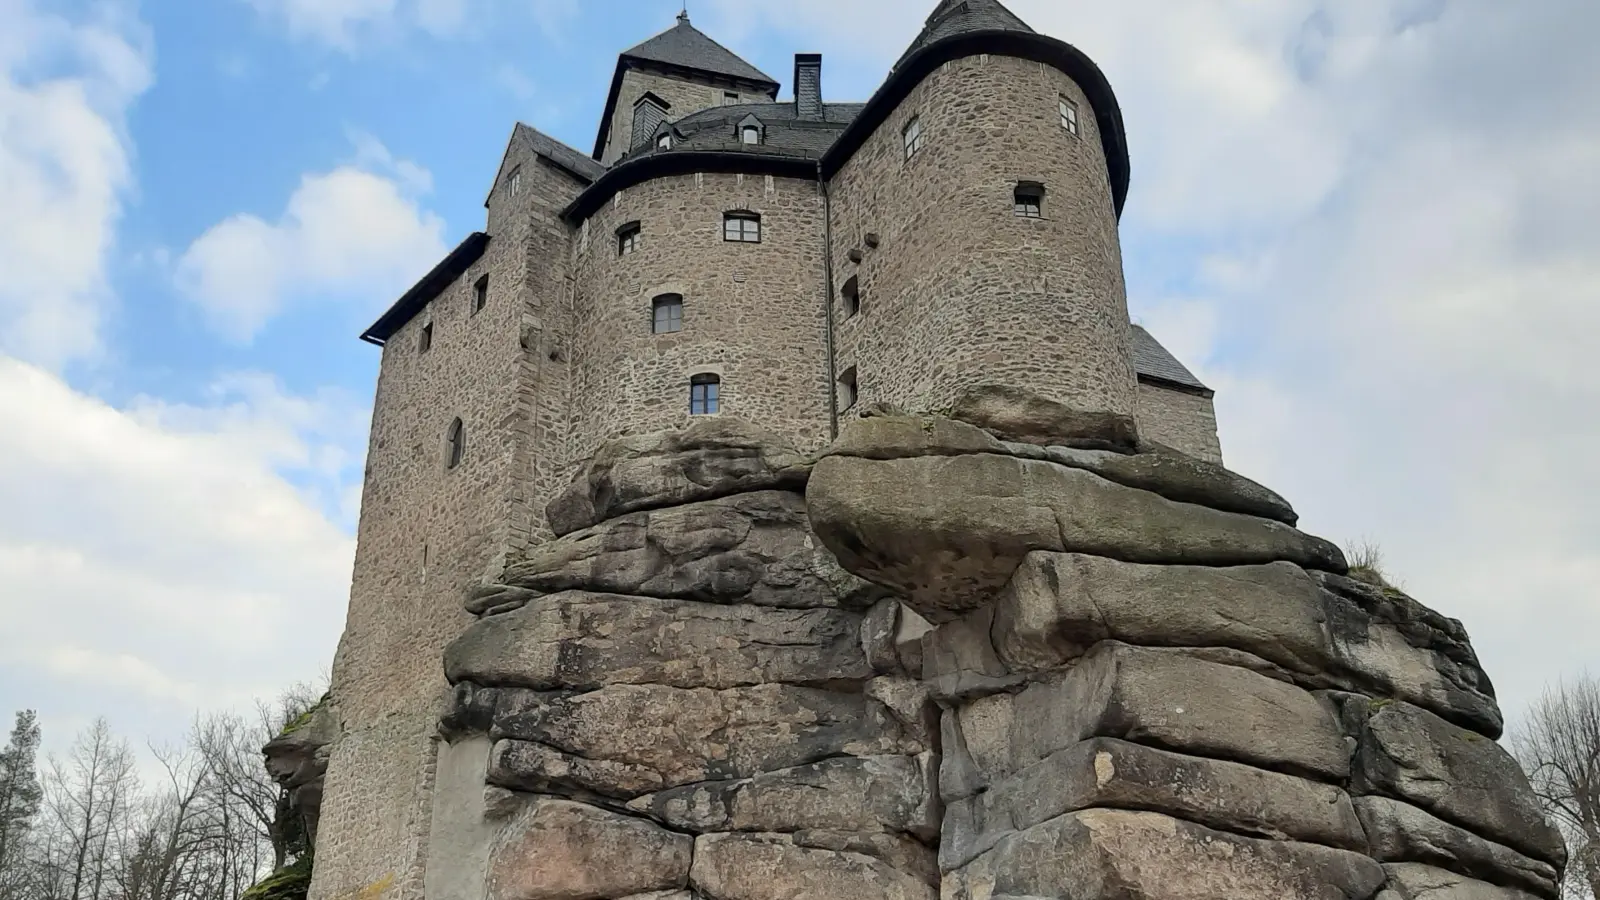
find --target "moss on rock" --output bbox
[241,856,312,900]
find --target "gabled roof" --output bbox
[1131,324,1210,393]
[485,123,604,207]
[621,13,778,86]
[360,232,489,345]
[895,0,1035,69]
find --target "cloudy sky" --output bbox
[1,0,1595,756]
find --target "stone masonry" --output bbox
[314,2,1266,897]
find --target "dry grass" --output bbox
[1345,538,1404,591]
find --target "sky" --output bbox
[1,0,1596,760]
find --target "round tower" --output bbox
[822,0,1138,420]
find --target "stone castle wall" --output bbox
[566,171,834,463]
[828,54,1138,420]
[311,150,585,900]
[1136,380,1223,463]
[602,68,770,165]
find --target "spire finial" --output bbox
[677,3,689,24]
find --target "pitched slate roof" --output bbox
[620,102,866,164]
[896,0,1035,69]
[621,13,778,87]
[1131,324,1210,392]
[517,124,606,183]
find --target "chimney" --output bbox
[631,94,669,151]
[794,53,823,120]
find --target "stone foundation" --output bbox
[422,393,1565,899]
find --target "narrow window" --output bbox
[473,275,488,314]
[840,275,860,319]
[507,167,522,197]
[1059,95,1080,136]
[690,373,721,415]
[657,133,672,150]
[902,116,924,160]
[838,366,858,412]
[723,211,761,243]
[741,125,760,145]
[652,294,683,334]
[1014,182,1045,218]
[419,320,433,353]
[723,91,739,105]
[445,417,465,469]
[617,222,641,256]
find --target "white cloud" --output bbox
[709,0,1600,722]
[0,356,363,750]
[0,0,151,368]
[175,138,447,341]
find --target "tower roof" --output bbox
[620,12,778,87]
[895,0,1035,68]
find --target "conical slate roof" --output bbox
[896,0,1035,67]
[621,12,778,87]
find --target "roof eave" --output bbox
[359,232,491,345]
[1136,373,1214,397]
[563,150,818,224]
[820,29,1131,217]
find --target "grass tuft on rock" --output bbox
[1345,539,1403,592]
[241,855,312,900]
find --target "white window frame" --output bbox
[657,133,672,150]
[651,294,683,334]
[507,167,522,197]
[723,212,761,243]
[741,125,760,145]
[1059,95,1080,137]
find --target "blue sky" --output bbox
[2,0,1598,758]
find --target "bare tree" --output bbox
[36,719,140,900]
[0,710,44,900]
[1513,673,1600,899]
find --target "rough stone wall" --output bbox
[1136,380,1223,463]
[601,67,770,164]
[311,147,583,900]
[828,54,1138,420]
[566,171,833,465]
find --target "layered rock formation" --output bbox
[434,389,1566,899]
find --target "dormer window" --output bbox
[657,133,672,150]
[723,211,761,243]
[741,126,760,145]
[903,116,924,160]
[617,221,641,256]
[1060,95,1080,136]
[1014,181,1045,218]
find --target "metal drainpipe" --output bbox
[819,163,840,440]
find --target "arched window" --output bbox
[1014,181,1045,218]
[840,275,861,319]
[445,417,465,469]
[690,374,720,415]
[723,211,761,243]
[652,294,683,334]
[837,366,858,412]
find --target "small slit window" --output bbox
[1059,95,1080,136]
[723,212,761,243]
[902,116,924,159]
[419,320,433,353]
[690,373,721,415]
[617,222,641,256]
[445,417,465,469]
[473,275,488,314]
[741,125,760,145]
[506,167,522,197]
[840,275,860,319]
[838,366,858,412]
[1014,182,1045,218]
[652,294,683,334]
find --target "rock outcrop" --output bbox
[433,394,1566,899]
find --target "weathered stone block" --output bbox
[992,552,1502,736]
[1378,863,1545,900]
[948,384,1140,451]
[546,418,810,537]
[488,684,924,795]
[1353,701,1566,867]
[444,591,871,691]
[950,642,1350,784]
[630,753,938,840]
[688,833,937,900]
[485,799,691,900]
[946,808,1386,900]
[806,452,1343,622]
[942,737,1367,872]
[1356,796,1560,898]
[500,491,879,614]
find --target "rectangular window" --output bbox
[723,91,739,105]
[419,321,433,353]
[617,222,641,256]
[723,212,761,243]
[690,375,720,415]
[1014,182,1045,218]
[903,116,924,159]
[1060,96,1080,136]
[473,275,488,313]
[507,167,522,197]
[652,294,683,334]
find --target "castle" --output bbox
[304,2,1565,898]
